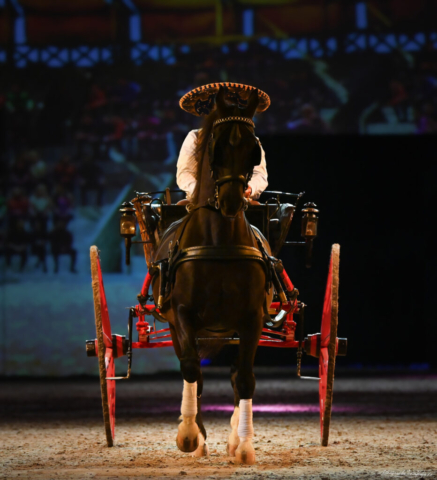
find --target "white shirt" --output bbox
[176,129,268,200]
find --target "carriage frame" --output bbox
[85,188,347,449]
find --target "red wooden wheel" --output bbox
[319,244,340,447]
[90,246,116,447]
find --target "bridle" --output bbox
[208,116,261,211]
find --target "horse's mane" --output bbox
[191,108,221,205]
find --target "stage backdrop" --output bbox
[1,37,436,376]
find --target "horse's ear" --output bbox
[244,89,259,119]
[215,86,227,113]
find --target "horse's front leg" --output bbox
[174,305,201,453]
[227,363,240,456]
[234,316,262,465]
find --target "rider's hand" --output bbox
[244,186,252,198]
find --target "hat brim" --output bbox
[179,82,270,116]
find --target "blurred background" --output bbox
[0,0,435,376]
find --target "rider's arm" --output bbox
[248,142,268,199]
[176,130,198,199]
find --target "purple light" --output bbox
[204,404,319,413]
[139,403,370,414]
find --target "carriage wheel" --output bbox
[319,244,340,447]
[91,246,116,447]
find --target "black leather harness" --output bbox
[149,115,289,314]
[169,245,269,283]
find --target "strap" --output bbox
[169,245,269,283]
[215,175,247,188]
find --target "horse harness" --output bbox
[149,204,291,323]
[147,115,292,317]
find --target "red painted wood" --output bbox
[319,347,329,439]
[321,256,333,348]
[105,349,116,440]
[319,254,333,439]
[97,255,112,348]
[141,272,153,297]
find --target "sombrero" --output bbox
[179,82,270,116]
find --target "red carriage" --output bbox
[86,188,347,449]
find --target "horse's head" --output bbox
[209,86,261,218]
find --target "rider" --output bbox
[176,83,270,201]
[176,129,268,200]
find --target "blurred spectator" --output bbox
[76,114,99,158]
[416,104,437,134]
[78,156,105,207]
[121,115,140,160]
[29,184,53,231]
[49,221,77,273]
[86,83,107,110]
[7,187,30,222]
[32,220,47,273]
[287,104,330,134]
[9,156,31,190]
[27,151,49,186]
[388,80,409,122]
[53,155,77,192]
[101,115,125,160]
[111,79,141,106]
[5,219,29,272]
[53,184,74,224]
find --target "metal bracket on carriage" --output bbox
[136,318,151,343]
[85,334,128,359]
[303,333,348,358]
[135,304,168,324]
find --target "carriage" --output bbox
[85,186,347,450]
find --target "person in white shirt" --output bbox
[176,129,268,200]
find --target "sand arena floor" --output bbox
[1,370,436,480]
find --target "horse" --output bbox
[152,86,271,465]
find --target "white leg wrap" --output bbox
[181,380,197,417]
[237,399,253,442]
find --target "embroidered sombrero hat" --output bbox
[179,82,270,116]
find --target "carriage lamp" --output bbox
[301,202,319,238]
[301,202,319,269]
[120,202,137,266]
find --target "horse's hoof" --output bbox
[176,421,200,453]
[235,442,256,465]
[226,443,239,456]
[192,440,209,457]
[176,434,199,453]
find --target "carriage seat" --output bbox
[149,202,295,258]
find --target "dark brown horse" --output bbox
[153,86,271,464]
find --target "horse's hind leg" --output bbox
[227,362,240,456]
[174,306,201,453]
[234,319,262,465]
[191,370,210,457]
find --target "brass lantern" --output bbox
[301,202,319,268]
[301,202,319,239]
[119,202,137,265]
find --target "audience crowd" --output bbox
[1,43,436,273]
[0,150,106,273]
